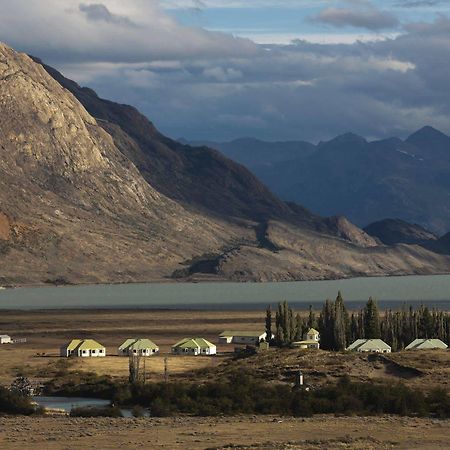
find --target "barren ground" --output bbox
[0,415,448,449]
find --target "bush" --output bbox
[44,372,117,399]
[0,386,35,415]
[131,405,145,418]
[48,368,450,419]
[70,406,123,418]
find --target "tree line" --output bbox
[266,293,450,351]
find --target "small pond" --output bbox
[32,396,144,418]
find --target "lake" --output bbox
[1,274,450,310]
[33,396,110,411]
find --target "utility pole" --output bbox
[164,356,168,383]
[143,355,146,384]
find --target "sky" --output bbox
[0,0,449,142]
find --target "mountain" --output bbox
[198,128,450,234]
[1,42,450,285]
[424,233,450,255]
[181,137,315,174]
[364,219,438,245]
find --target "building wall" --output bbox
[77,348,106,357]
[357,348,391,353]
[119,348,159,356]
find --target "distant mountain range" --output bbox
[185,127,450,235]
[1,42,449,286]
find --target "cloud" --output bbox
[314,1,399,31]
[0,0,449,142]
[79,3,137,26]
[395,0,443,7]
[0,0,258,64]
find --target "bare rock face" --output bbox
[0,42,449,286]
[0,43,239,285]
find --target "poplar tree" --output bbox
[265,306,272,342]
[333,291,347,350]
[307,305,317,329]
[363,297,381,339]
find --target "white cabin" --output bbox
[0,334,12,344]
[219,331,268,345]
[172,338,216,356]
[60,339,106,357]
[346,339,391,353]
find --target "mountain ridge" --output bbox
[1,42,449,286]
[187,127,450,234]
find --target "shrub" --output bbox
[70,406,123,418]
[0,386,35,415]
[131,405,145,417]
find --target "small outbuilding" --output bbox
[172,338,216,356]
[346,339,391,353]
[0,334,12,344]
[405,338,448,350]
[219,331,268,345]
[118,338,159,356]
[292,328,320,350]
[60,339,106,357]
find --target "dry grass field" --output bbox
[0,309,261,384]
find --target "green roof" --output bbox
[172,338,215,349]
[220,331,265,337]
[119,338,159,351]
[65,339,82,351]
[306,328,319,335]
[405,339,448,350]
[346,339,391,351]
[77,339,105,351]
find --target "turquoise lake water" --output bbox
[1,274,450,310]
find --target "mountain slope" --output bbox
[1,42,449,285]
[207,129,450,234]
[182,137,315,175]
[0,43,241,285]
[364,219,438,246]
[32,57,297,224]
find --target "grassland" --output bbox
[0,309,449,449]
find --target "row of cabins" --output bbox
[60,337,217,358]
[345,338,448,353]
[59,334,448,358]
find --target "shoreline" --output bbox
[3,270,450,291]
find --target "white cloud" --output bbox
[0,0,258,63]
[0,0,449,142]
